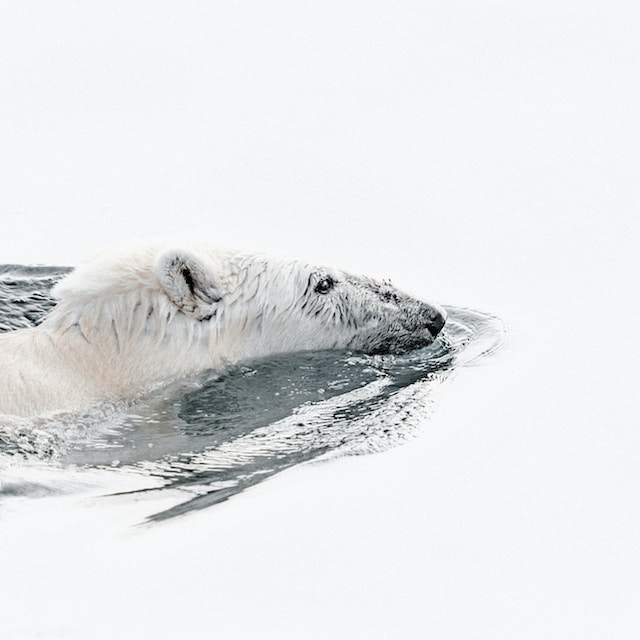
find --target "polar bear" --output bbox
[0,243,446,418]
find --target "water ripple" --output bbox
[0,265,505,520]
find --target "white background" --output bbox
[1,1,639,638]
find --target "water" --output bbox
[0,265,505,521]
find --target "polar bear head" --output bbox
[154,246,446,356]
[48,244,446,388]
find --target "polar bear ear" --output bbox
[155,249,222,319]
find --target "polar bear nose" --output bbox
[428,308,447,338]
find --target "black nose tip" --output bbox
[429,310,446,338]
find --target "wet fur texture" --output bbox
[0,243,446,417]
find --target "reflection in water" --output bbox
[0,265,505,520]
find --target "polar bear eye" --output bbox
[314,277,335,294]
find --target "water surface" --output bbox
[0,265,505,520]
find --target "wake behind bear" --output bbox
[0,243,446,418]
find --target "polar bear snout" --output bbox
[336,276,448,355]
[402,303,447,351]
[427,306,447,338]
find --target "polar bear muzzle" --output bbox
[301,272,447,356]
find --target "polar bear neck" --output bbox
[38,293,223,391]
[0,328,108,417]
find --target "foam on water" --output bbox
[0,265,505,520]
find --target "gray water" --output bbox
[0,265,505,520]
